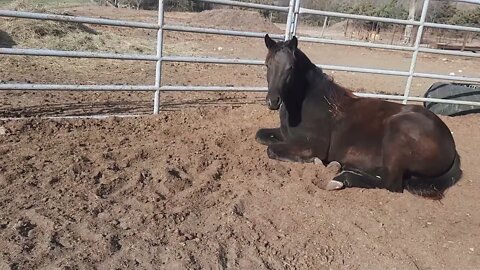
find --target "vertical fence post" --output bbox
[291,0,301,37]
[284,0,296,40]
[402,0,430,104]
[153,0,165,114]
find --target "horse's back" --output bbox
[351,98,452,141]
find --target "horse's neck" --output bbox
[282,67,333,126]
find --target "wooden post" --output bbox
[403,0,417,45]
[344,19,349,37]
[320,16,328,38]
[461,32,468,51]
[390,24,397,45]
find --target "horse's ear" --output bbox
[264,34,276,50]
[286,36,298,51]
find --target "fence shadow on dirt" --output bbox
[0,97,266,118]
[161,97,265,111]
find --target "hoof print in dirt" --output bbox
[109,235,122,253]
[231,200,245,217]
[164,167,192,194]
[48,176,61,185]
[96,183,113,199]
[93,171,103,183]
[0,221,8,229]
[16,220,36,237]
[95,177,128,199]
[49,232,65,249]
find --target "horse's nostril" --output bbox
[266,97,281,109]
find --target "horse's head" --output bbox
[264,34,298,110]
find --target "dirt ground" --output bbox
[1,4,480,270]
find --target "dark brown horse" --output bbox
[256,34,462,199]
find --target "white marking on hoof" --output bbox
[326,161,341,173]
[325,180,344,191]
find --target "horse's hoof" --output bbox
[325,180,344,191]
[326,161,341,173]
[313,157,323,165]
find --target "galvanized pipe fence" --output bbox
[1,0,480,115]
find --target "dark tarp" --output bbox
[423,82,480,116]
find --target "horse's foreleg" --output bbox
[255,128,284,145]
[266,142,314,163]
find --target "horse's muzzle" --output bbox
[267,97,281,110]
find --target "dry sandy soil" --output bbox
[1,4,480,270]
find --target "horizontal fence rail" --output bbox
[162,56,265,65]
[0,9,158,29]
[454,0,480,4]
[0,0,480,117]
[424,22,480,33]
[0,48,158,61]
[1,83,479,107]
[0,84,158,91]
[298,36,415,52]
[163,24,285,39]
[194,0,290,11]
[299,7,422,26]
[298,36,480,59]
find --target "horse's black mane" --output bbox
[293,48,315,73]
[288,45,357,110]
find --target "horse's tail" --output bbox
[404,152,462,200]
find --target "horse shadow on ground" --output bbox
[0,30,16,48]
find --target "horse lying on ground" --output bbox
[256,34,462,200]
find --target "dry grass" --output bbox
[1,17,157,53]
[1,0,89,9]
[0,0,158,53]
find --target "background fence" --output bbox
[1,0,480,115]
